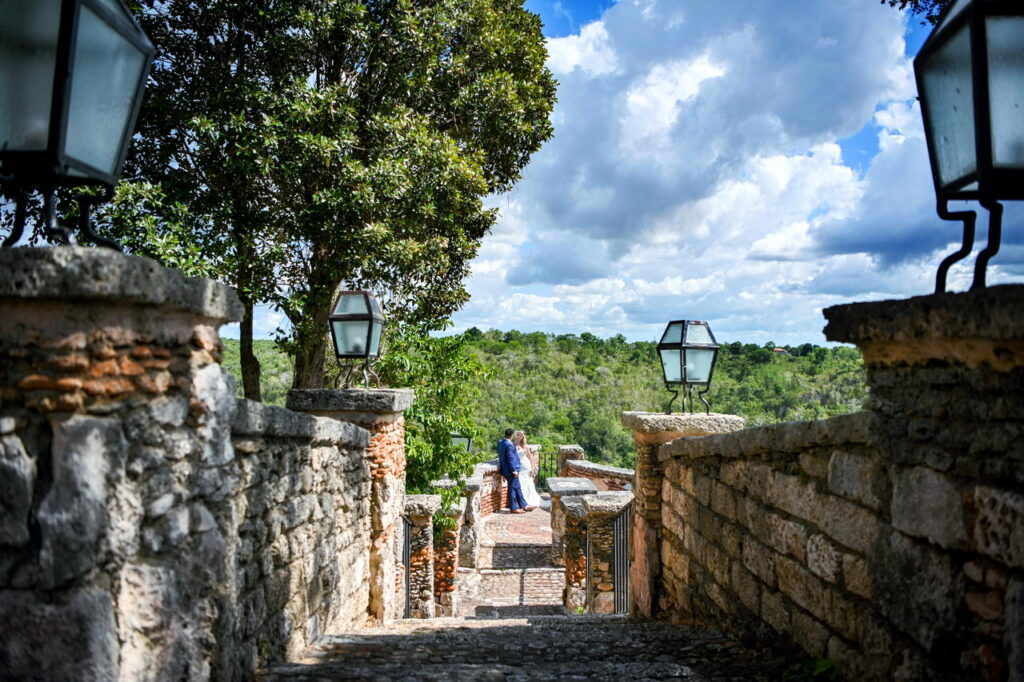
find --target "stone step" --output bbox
[455,566,564,618]
[477,541,552,569]
[262,615,793,680]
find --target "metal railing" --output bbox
[538,447,557,491]
[402,516,412,618]
[613,503,632,614]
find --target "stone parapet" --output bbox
[434,500,465,617]
[583,492,634,614]
[548,478,597,566]
[287,388,412,624]
[560,496,589,613]
[561,459,634,491]
[460,472,484,568]
[557,444,585,475]
[622,411,747,619]
[404,495,442,619]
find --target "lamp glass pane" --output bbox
[65,5,148,175]
[660,348,681,383]
[0,0,60,152]
[334,293,369,315]
[332,320,370,356]
[369,320,382,357]
[919,24,977,187]
[660,322,683,345]
[685,322,714,345]
[987,16,1024,169]
[684,349,715,383]
[368,295,382,316]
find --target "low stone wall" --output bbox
[434,500,464,617]
[547,477,597,567]
[561,459,633,491]
[643,285,1024,682]
[404,495,441,619]
[583,492,634,614]
[477,461,504,517]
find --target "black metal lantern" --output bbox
[328,289,384,362]
[914,0,1023,292]
[657,319,719,414]
[0,0,154,249]
[450,433,472,452]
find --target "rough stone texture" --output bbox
[405,495,442,619]
[547,477,597,566]
[621,411,747,620]
[556,444,585,475]
[458,484,482,568]
[560,496,589,613]
[562,458,634,491]
[583,492,633,614]
[0,249,376,681]
[646,286,1024,682]
[434,502,464,617]
[287,388,411,624]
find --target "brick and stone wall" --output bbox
[476,460,504,517]
[404,495,441,619]
[459,474,482,568]
[561,459,634,491]
[434,500,464,617]
[559,495,589,612]
[286,388,413,624]
[547,477,597,567]
[583,492,634,614]
[641,284,1024,682]
[0,248,378,680]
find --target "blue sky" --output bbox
[239,0,1022,346]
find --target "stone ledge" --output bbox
[824,284,1024,370]
[0,246,242,322]
[232,399,369,446]
[622,412,747,438]
[286,388,414,414]
[659,412,876,462]
[582,491,634,517]
[563,460,634,478]
[547,478,598,497]
[404,494,443,518]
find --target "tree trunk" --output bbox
[290,262,335,389]
[240,299,262,401]
[291,315,330,389]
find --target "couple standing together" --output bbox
[497,429,543,514]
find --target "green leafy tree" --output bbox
[881,0,952,24]
[106,0,555,397]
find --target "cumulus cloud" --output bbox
[448,0,1024,343]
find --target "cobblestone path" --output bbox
[260,615,792,681]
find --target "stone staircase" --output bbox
[259,614,792,681]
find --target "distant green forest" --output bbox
[222,330,867,470]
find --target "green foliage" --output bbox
[881,0,951,24]
[375,326,490,494]
[222,339,294,407]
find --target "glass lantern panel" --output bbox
[660,322,683,345]
[684,322,714,345]
[65,5,148,175]
[660,348,681,383]
[935,0,970,33]
[987,16,1024,169]
[0,0,60,152]
[368,295,382,316]
[368,320,383,357]
[332,320,370,356]
[334,293,369,315]
[919,24,977,188]
[684,348,716,383]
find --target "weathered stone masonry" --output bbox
[0,248,381,681]
[639,285,1024,682]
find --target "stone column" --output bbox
[546,477,597,566]
[287,388,414,623]
[621,411,745,618]
[583,491,635,614]
[459,475,482,568]
[433,499,464,617]
[0,247,241,679]
[404,494,442,619]
[557,444,585,476]
[560,495,589,613]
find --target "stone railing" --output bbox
[561,458,634,491]
[0,248,411,680]
[629,284,1024,681]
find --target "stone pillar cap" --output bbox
[287,388,414,414]
[404,494,443,518]
[0,246,242,322]
[582,491,635,517]
[546,477,598,497]
[559,495,590,518]
[621,411,746,441]
[557,444,584,454]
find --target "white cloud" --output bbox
[547,21,620,77]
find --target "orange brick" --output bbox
[55,377,83,392]
[46,353,90,372]
[88,359,120,378]
[117,355,145,376]
[152,348,172,359]
[141,358,171,370]
[17,374,56,391]
[131,345,153,358]
[82,377,135,395]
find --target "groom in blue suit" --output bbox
[497,428,529,514]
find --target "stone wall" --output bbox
[561,459,634,491]
[583,492,634,614]
[643,285,1024,682]
[433,500,464,617]
[477,461,504,517]
[547,477,597,567]
[404,495,441,619]
[0,248,387,681]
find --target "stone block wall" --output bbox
[0,249,385,680]
[645,285,1024,682]
[404,495,441,619]
[559,495,589,612]
[582,492,634,614]
[433,500,464,617]
[547,477,597,567]
[561,459,634,491]
[477,461,504,517]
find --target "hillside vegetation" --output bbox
[222,330,866,470]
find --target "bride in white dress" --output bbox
[513,430,543,508]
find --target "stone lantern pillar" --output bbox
[620,411,745,618]
[287,388,413,622]
[404,494,442,619]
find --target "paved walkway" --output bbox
[260,615,793,681]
